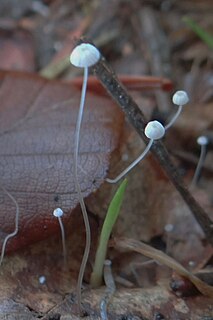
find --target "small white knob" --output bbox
[197,136,208,146]
[53,208,64,218]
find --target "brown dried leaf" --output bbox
[0,70,124,253]
[0,29,35,72]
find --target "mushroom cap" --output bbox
[197,136,208,146]
[144,120,165,140]
[53,207,64,218]
[39,276,46,284]
[70,43,100,68]
[172,90,189,106]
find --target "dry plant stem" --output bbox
[0,187,19,266]
[113,237,213,297]
[90,55,213,246]
[74,66,91,314]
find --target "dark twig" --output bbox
[90,54,213,246]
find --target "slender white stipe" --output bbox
[165,90,189,130]
[0,187,19,266]
[53,208,67,266]
[164,223,175,255]
[106,140,153,183]
[103,260,116,292]
[70,43,100,313]
[191,136,209,187]
[106,121,165,184]
[165,105,183,130]
[100,260,116,320]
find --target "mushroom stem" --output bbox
[74,66,91,313]
[106,120,165,184]
[100,260,116,320]
[165,105,183,130]
[0,187,19,266]
[58,216,67,266]
[70,43,100,314]
[191,136,208,188]
[106,139,153,184]
[53,208,67,266]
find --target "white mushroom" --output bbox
[53,208,67,266]
[70,43,100,313]
[165,90,189,130]
[106,120,165,184]
[191,135,209,187]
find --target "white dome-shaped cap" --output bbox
[197,135,208,146]
[53,208,64,218]
[70,43,100,68]
[172,90,189,106]
[144,120,165,140]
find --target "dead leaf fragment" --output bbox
[0,70,124,253]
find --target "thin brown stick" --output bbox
[90,54,213,246]
[112,237,213,297]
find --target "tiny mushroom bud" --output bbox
[197,135,208,146]
[191,135,209,188]
[53,208,67,266]
[70,43,100,313]
[165,90,189,130]
[39,275,46,285]
[164,223,174,233]
[106,120,165,183]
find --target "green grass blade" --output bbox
[90,179,128,287]
[183,17,213,49]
